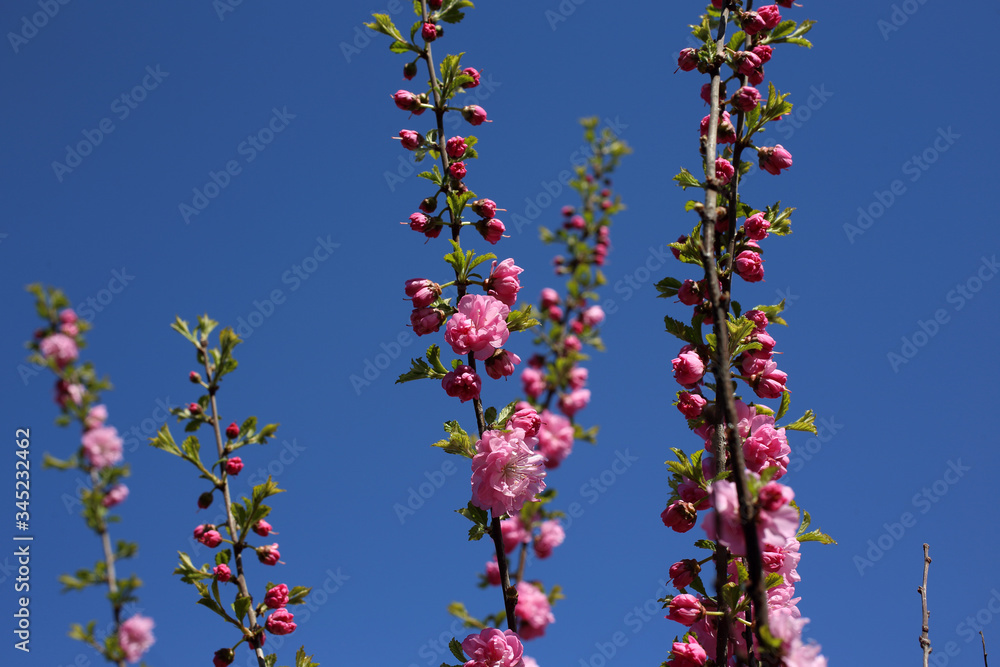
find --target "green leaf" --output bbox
[506,305,540,333]
[494,401,518,428]
[693,539,717,551]
[798,529,837,545]
[449,638,466,663]
[456,501,490,541]
[295,646,321,667]
[655,276,682,299]
[196,595,228,619]
[775,390,791,420]
[149,424,182,457]
[397,345,449,384]
[782,409,817,434]
[432,420,474,458]
[664,315,699,346]
[752,300,788,327]
[233,594,252,623]
[673,168,702,190]
[438,0,475,23]
[417,165,443,186]
[364,13,406,42]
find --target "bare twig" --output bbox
[918,543,932,667]
[981,631,989,667]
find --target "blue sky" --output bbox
[2,0,998,665]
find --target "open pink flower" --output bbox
[500,516,531,553]
[85,404,108,430]
[521,367,546,400]
[81,426,123,469]
[445,294,510,360]
[515,581,555,639]
[265,608,297,635]
[40,333,78,367]
[486,259,523,307]
[471,428,546,517]
[118,614,155,663]
[537,410,574,468]
[461,628,523,667]
[533,520,565,559]
[558,388,590,417]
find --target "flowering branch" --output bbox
[151,315,316,667]
[26,284,154,666]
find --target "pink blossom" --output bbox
[486,258,523,307]
[442,365,482,402]
[678,480,710,510]
[462,105,489,125]
[699,111,736,144]
[392,90,419,112]
[561,205,574,216]
[500,516,531,553]
[265,608,297,635]
[537,410,574,468]
[763,538,802,584]
[485,350,521,380]
[677,279,701,306]
[744,213,770,240]
[399,129,422,150]
[225,457,243,475]
[471,428,546,517]
[102,483,129,508]
[558,388,590,417]
[521,367,546,400]
[85,404,108,430]
[213,649,235,667]
[39,333,78,367]
[118,615,155,663]
[198,529,223,548]
[420,22,438,41]
[661,500,698,533]
[446,135,467,158]
[257,543,280,566]
[405,279,442,308]
[485,557,501,585]
[462,67,481,88]
[666,594,705,626]
[515,581,555,639]
[732,85,762,112]
[59,308,78,324]
[582,305,605,327]
[477,218,506,244]
[670,635,708,667]
[740,409,790,478]
[449,161,467,180]
[758,145,793,175]
[471,198,497,218]
[522,658,539,667]
[547,304,563,320]
[747,309,769,332]
[715,158,735,185]
[677,392,707,419]
[753,44,774,64]
[564,335,582,352]
[61,322,79,336]
[461,628,524,667]
[533,520,565,559]
[735,51,762,77]
[758,5,782,29]
[677,48,699,71]
[568,366,588,389]
[566,214,585,230]
[540,288,560,309]
[408,211,431,233]
[81,426,123,469]
[265,584,289,609]
[672,346,706,386]
[741,10,768,35]
[751,359,787,399]
[702,480,746,554]
[213,563,232,582]
[411,307,445,336]
[735,250,765,283]
[668,559,700,590]
[445,295,510,359]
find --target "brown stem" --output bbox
[93,473,127,667]
[981,631,988,667]
[204,348,267,667]
[919,544,932,667]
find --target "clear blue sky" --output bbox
[3,0,998,665]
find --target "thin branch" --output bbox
[981,631,988,667]
[919,543,932,667]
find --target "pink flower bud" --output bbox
[189,371,201,383]
[61,322,79,336]
[449,161,467,180]
[735,250,765,283]
[565,214,585,230]
[399,129,422,150]
[213,564,232,582]
[569,366,588,389]
[197,528,223,548]
[744,213,770,240]
[485,258,523,307]
[485,349,520,380]
[741,10,768,35]
[671,636,708,666]
[188,402,201,414]
[225,457,243,475]
[666,594,706,626]
[672,346,706,386]
[471,198,497,218]
[677,392,708,419]
[734,51,762,77]
[461,105,489,126]
[672,235,686,260]
[582,305,605,327]
[732,85,761,112]
[752,44,773,64]
[677,279,701,306]
[59,308,78,324]
[540,288,560,309]
[403,62,418,80]
[198,492,213,509]
[570,320,584,334]
[561,205,574,216]
[715,158,735,185]
[485,558,501,586]
[747,309,769,332]
[257,543,281,566]
[265,583,289,609]
[392,90,419,112]
[442,365,481,402]
[85,404,108,430]
[428,0,442,7]
[699,111,736,144]
[419,197,437,213]
[102,483,129,508]
[677,48,699,71]
[405,279,442,308]
[558,388,590,417]
[461,67,480,88]
[521,367,546,400]
[446,136,467,158]
[508,407,542,437]
[661,501,698,533]
[214,649,235,667]
[226,422,240,439]
[533,520,565,559]
[421,22,439,42]
[758,5,782,29]
[668,559,701,590]
[410,307,445,336]
[547,304,563,320]
[758,144,793,175]
[564,335,582,352]
[253,519,273,537]
[265,608,297,635]
[477,218,505,244]
[39,333,78,367]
